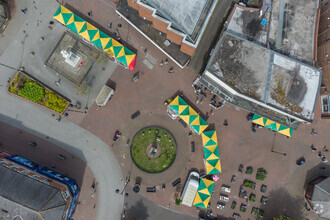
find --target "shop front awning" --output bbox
[193,178,215,209]
[252,114,294,137]
[168,96,208,134]
[53,5,136,70]
[202,130,221,174]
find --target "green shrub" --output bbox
[44,91,68,113]
[256,168,267,181]
[246,167,253,174]
[18,82,45,103]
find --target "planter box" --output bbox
[8,72,70,114]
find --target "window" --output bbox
[321,96,330,113]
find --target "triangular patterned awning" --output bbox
[53,5,136,70]
[252,114,294,137]
[168,96,209,134]
[193,178,215,209]
[201,131,221,174]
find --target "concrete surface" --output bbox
[146,0,210,37]
[0,0,118,110]
[269,0,318,63]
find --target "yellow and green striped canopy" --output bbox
[168,96,208,134]
[193,178,215,209]
[53,5,136,70]
[201,131,221,174]
[252,114,294,137]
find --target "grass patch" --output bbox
[131,128,176,173]
[9,72,69,114]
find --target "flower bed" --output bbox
[240,204,247,212]
[246,166,253,174]
[243,180,256,189]
[8,72,69,114]
[249,193,256,202]
[256,168,267,181]
[252,207,264,217]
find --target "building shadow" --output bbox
[0,114,87,189]
[260,187,304,219]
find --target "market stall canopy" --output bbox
[168,96,208,134]
[193,178,215,209]
[201,130,221,174]
[252,114,294,137]
[53,5,136,70]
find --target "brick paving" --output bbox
[0,121,97,220]
[61,0,330,219]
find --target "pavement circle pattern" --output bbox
[117,113,190,186]
[130,127,177,173]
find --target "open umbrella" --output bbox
[212,175,219,181]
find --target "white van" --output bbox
[181,171,200,207]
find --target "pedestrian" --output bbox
[323,145,328,152]
[320,167,326,170]
[21,8,26,14]
[164,58,168,65]
[56,116,61,122]
[115,189,120,193]
[88,11,92,16]
[144,48,147,54]
[50,165,55,169]
[210,110,214,115]
[108,23,112,28]
[160,61,164,66]
[223,120,228,126]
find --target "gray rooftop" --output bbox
[0,165,66,219]
[205,32,321,120]
[145,0,212,40]
[311,177,330,219]
[46,32,100,85]
[227,6,269,45]
[269,0,318,63]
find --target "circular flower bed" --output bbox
[131,127,177,173]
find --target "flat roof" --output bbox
[227,6,269,45]
[268,0,318,63]
[146,0,211,40]
[46,31,100,85]
[205,32,321,120]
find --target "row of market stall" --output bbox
[168,95,221,209]
[53,5,136,70]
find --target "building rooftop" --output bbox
[226,5,269,45]
[205,32,321,121]
[0,165,67,220]
[45,31,100,85]
[311,177,330,219]
[145,0,212,41]
[268,0,318,63]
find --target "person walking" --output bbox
[223,119,228,126]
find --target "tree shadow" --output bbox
[127,199,149,220]
[260,187,304,219]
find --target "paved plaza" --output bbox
[0,0,329,220]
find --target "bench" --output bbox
[131,111,141,119]
[146,186,156,192]
[172,178,181,187]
